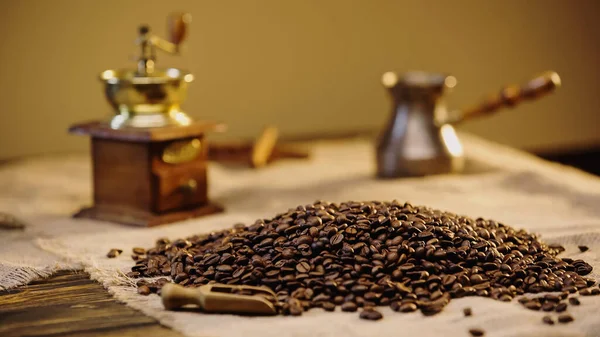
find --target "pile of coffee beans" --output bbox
[125,200,596,325]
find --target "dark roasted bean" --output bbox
[399,302,418,312]
[107,249,122,258]
[568,297,580,305]
[132,247,146,255]
[524,301,541,311]
[578,245,589,252]
[296,261,311,273]
[341,302,358,312]
[558,314,574,323]
[322,302,336,311]
[542,316,554,325]
[137,285,151,295]
[555,302,568,312]
[469,328,485,336]
[463,307,472,316]
[541,302,555,311]
[359,307,383,320]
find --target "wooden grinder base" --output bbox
[69,121,223,227]
[73,203,223,227]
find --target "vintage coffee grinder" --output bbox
[376,70,561,178]
[69,13,223,226]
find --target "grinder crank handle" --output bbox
[447,71,561,125]
[168,12,192,45]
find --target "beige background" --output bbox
[0,0,599,159]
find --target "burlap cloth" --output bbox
[2,133,600,337]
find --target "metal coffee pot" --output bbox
[376,70,561,178]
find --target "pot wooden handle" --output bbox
[454,71,561,124]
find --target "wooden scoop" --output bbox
[161,283,277,315]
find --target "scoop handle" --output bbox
[452,71,561,124]
[168,13,191,45]
[161,283,204,310]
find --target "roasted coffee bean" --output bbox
[390,301,401,312]
[360,307,383,321]
[341,302,358,312]
[578,245,589,252]
[542,316,555,325]
[216,265,233,273]
[524,301,542,311]
[289,304,303,316]
[321,302,336,311]
[579,287,599,296]
[330,233,344,246]
[126,200,596,320]
[564,286,577,293]
[463,307,472,316]
[132,247,146,255]
[544,294,560,302]
[568,297,580,305]
[442,275,456,288]
[107,249,122,258]
[296,261,311,273]
[137,285,151,295]
[541,302,556,311]
[399,302,418,312]
[558,314,574,323]
[469,328,485,336]
[555,302,568,312]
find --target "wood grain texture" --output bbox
[74,202,223,227]
[0,271,182,337]
[69,121,220,142]
[93,139,152,211]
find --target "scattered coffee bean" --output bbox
[544,294,560,302]
[469,328,485,336]
[125,200,595,321]
[541,302,556,311]
[132,247,146,255]
[558,314,574,323]
[524,301,542,311]
[542,316,554,325]
[360,307,383,321]
[578,246,589,252]
[463,307,472,316]
[341,302,358,312]
[555,302,568,312]
[137,285,151,295]
[568,297,580,306]
[107,248,122,258]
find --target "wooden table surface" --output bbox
[0,271,182,337]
